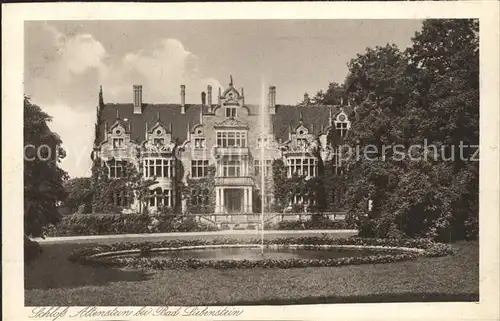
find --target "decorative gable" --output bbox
[220,75,245,107]
[143,121,176,155]
[334,110,351,129]
[214,117,249,129]
[190,124,207,150]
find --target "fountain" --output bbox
[259,78,269,256]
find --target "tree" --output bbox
[24,97,68,238]
[406,19,479,240]
[331,19,479,240]
[63,177,93,213]
[313,82,345,105]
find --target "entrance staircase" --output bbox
[195,212,346,230]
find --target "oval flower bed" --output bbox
[68,236,454,270]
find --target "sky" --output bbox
[24,19,423,178]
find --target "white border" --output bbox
[2,2,499,321]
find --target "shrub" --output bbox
[44,213,218,236]
[272,216,352,230]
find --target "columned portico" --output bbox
[215,186,253,214]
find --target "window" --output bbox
[336,122,349,137]
[254,159,272,177]
[153,138,164,146]
[256,137,270,149]
[297,138,308,148]
[225,107,237,118]
[143,158,174,178]
[292,189,304,205]
[332,146,342,175]
[108,160,126,178]
[194,138,206,149]
[191,189,210,206]
[286,157,317,177]
[149,189,173,207]
[163,189,172,207]
[216,131,247,147]
[191,160,209,178]
[221,159,241,177]
[113,138,124,148]
[110,190,129,207]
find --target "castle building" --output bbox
[92,76,353,215]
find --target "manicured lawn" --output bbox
[25,234,478,306]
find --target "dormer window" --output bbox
[225,107,237,118]
[297,138,308,148]
[194,138,206,149]
[113,138,125,149]
[335,113,350,137]
[153,138,164,146]
[336,122,348,137]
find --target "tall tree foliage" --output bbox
[63,177,93,213]
[335,19,479,240]
[24,97,68,237]
[313,82,345,105]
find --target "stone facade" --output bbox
[92,77,353,215]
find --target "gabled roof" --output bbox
[95,104,208,146]
[272,105,354,142]
[95,103,354,147]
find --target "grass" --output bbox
[25,234,478,306]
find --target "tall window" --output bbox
[286,157,317,177]
[336,121,349,137]
[108,160,126,178]
[191,189,210,206]
[225,107,237,118]
[110,190,129,207]
[332,146,342,175]
[143,159,174,178]
[113,138,125,148]
[292,188,304,205]
[194,138,206,149]
[191,160,209,178]
[216,131,247,147]
[149,189,173,207]
[254,159,272,177]
[221,159,241,177]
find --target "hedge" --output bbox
[44,214,218,237]
[271,218,352,230]
[69,236,454,270]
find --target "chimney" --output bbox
[201,91,206,106]
[207,85,213,111]
[133,85,143,114]
[180,85,186,114]
[268,86,276,115]
[304,93,310,106]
